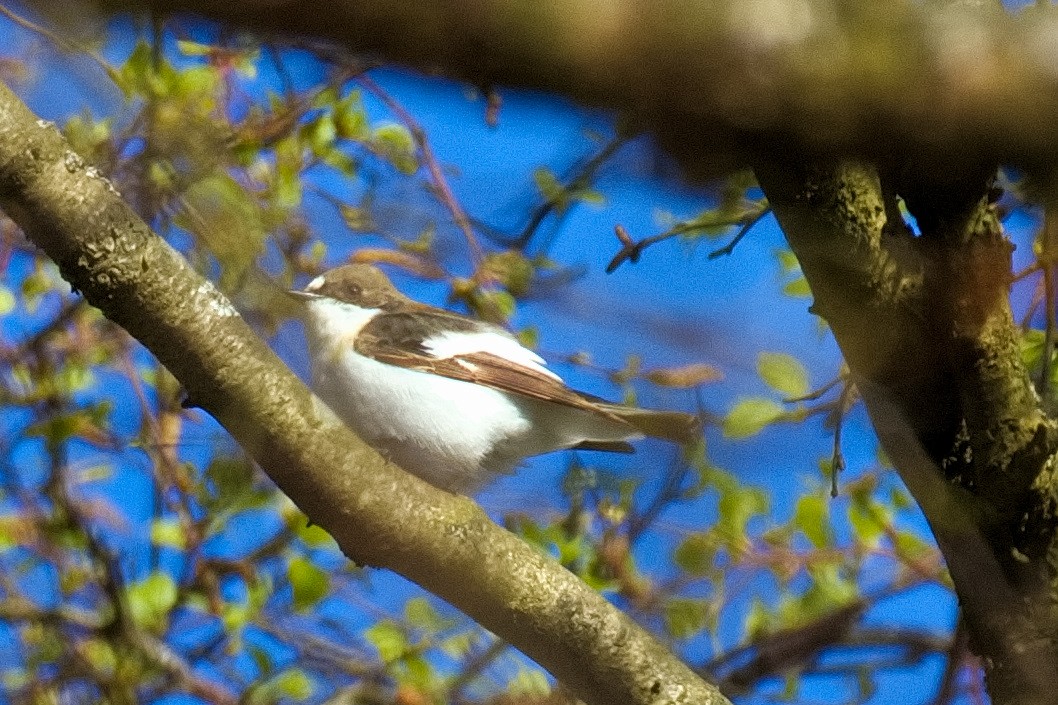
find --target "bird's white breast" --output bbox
[299,298,533,491]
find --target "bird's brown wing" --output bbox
[355,310,700,444]
[354,310,627,420]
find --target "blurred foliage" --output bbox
[4,7,1049,705]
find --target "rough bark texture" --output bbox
[74,0,1058,177]
[0,82,728,705]
[753,159,1058,705]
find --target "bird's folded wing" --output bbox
[354,309,626,419]
[355,309,700,444]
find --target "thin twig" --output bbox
[830,377,854,498]
[448,638,509,703]
[358,74,485,267]
[627,454,693,546]
[514,133,627,250]
[1013,262,1042,283]
[0,298,88,364]
[606,204,768,274]
[783,374,844,404]
[707,206,771,260]
[930,615,967,705]
[0,3,119,83]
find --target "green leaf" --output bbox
[723,397,784,438]
[275,668,313,700]
[150,518,186,549]
[783,276,812,297]
[222,601,249,633]
[0,516,16,553]
[118,40,155,97]
[296,522,336,549]
[20,270,50,312]
[126,571,178,631]
[176,40,213,56]
[248,644,273,676]
[532,166,564,204]
[718,485,768,541]
[372,123,418,174]
[468,289,517,324]
[81,638,117,675]
[288,556,328,611]
[62,114,113,163]
[483,250,534,296]
[664,598,711,639]
[507,668,550,695]
[439,631,475,659]
[403,653,434,689]
[0,285,18,315]
[201,456,255,512]
[806,563,859,608]
[364,621,406,662]
[848,502,885,548]
[744,596,773,639]
[405,597,445,632]
[673,534,715,576]
[516,325,539,349]
[794,494,830,547]
[893,529,933,562]
[775,248,800,272]
[248,667,314,705]
[302,113,337,157]
[758,352,810,398]
[335,91,369,140]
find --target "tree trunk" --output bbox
[753,158,1058,705]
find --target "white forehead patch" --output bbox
[306,275,326,292]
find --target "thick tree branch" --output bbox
[753,159,1058,705]
[0,82,727,705]
[71,0,1058,176]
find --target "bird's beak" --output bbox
[285,289,321,302]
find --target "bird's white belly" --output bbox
[312,344,532,491]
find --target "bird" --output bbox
[289,263,700,493]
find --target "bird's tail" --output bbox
[601,406,702,444]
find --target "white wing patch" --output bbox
[423,331,562,381]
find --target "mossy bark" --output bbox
[754,158,1058,705]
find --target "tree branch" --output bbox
[63,0,1058,177]
[753,158,1058,705]
[0,81,728,705]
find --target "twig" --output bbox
[358,74,485,267]
[829,377,854,498]
[627,454,693,546]
[930,616,967,705]
[513,133,627,250]
[447,638,509,703]
[1013,262,1042,283]
[606,204,768,274]
[783,374,844,404]
[606,224,681,274]
[707,206,770,260]
[0,298,88,364]
[0,3,119,83]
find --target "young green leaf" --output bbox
[758,352,810,398]
[723,397,784,438]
